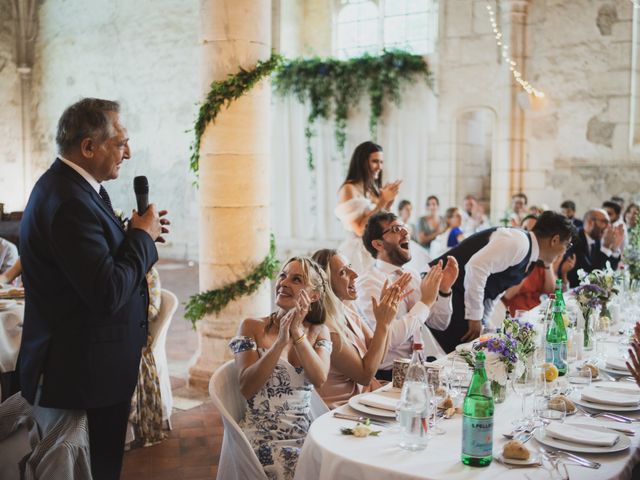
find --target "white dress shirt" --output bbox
[58,156,101,194]
[463,228,539,321]
[355,259,452,369]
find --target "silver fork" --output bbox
[574,404,634,423]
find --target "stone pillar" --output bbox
[505,0,531,196]
[188,0,272,391]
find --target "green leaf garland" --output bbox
[189,52,283,174]
[185,235,280,328]
[272,49,433,169]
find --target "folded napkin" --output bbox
[596,384,640,395]
[358,393,399,412]
[567,418,636,435]
[545,423,619,447]
[581,388,640,407]
[606,357,630,372]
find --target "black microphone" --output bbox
[134,176,149,215]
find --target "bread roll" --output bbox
[583,364,599,379]
[503,440,530,460]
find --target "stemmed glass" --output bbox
[427,370,446,435]
[512,360,536,426]
[594,315,610,362]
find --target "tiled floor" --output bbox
[121,260,223,480]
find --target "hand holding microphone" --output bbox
[129,176,171,242]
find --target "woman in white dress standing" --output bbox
[335,141,430,274]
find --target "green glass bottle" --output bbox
[461,351,494,467]
[554,278,569,327]
[545,295,568,376]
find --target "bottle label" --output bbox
[462,415,493,458]
[545,342,567,370]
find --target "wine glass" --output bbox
[427,370,446,435]
[567,365,592,390]
[512,361,536,426]
[536,395,566,422]
[594,315,610,362]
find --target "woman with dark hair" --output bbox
[417,195,444,250]
[335,141,429,272]
[230,257,336,480]
[625,203,639,230]
[311,248,414,408]
[430,207,465,258]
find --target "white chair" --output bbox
[209,360,329,480]
[149,288,178,429]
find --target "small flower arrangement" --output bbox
[113,208,129,230]
[502,316,537,358]
[340,418,381,437]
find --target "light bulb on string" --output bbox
[485,3,545,98]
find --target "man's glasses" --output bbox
[381,224,408,236]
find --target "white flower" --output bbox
[352,425,373,437]
[484,352,508,385]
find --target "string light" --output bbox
[485,3,545,98]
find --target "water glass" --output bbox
[397,381,430,451]
[535,395,566,422]
[567,365,592,389]
[512,362,536,425]
[427,371,446,435]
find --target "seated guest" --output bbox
[561,200,583,229]
[356,211,457,380]
[0,237,18,276]
[397,199,417,241]
[0,257,21,285]
[560,208,624,288]
[230,257,333,480]
[312,249,415,408]
[430,207,465,258]
[603,200,627,245]
[460,194,490,235]
[627,322,640,388]
[508,193,528,226]
[430,211,575,353]
[625,203,639,230]
[502,216,576,315]
[417,195,444,250]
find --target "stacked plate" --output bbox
[534,423,631,454]
[601,357,633,377]
[348,390,398,418]
[575,382,640,412]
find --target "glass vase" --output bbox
[491,380,507,403]
[583,306,600,351]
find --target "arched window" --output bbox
[335,0,380,59]
[334,0,439,59]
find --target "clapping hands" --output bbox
[372,272,413,327]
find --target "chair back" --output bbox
[149,289,178,423]
[209,361,268,480]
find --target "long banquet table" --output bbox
[295,331,640,480]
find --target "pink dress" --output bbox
[318,303,382,409]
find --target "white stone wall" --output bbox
[0,2,25,213]
[29,0,201,259]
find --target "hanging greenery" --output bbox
[185,235,280,328]
[272,49,433,169]
[189,52,283,174]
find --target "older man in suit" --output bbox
[18,98,169,480]
[562,208,624,288]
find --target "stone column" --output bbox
[505,0,531,196]
[188,0,272,391]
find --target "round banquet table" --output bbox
[294,337,640,480]
[0,302,23,373]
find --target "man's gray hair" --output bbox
[55,98,120,155]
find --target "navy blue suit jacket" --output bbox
[18,159,158,409]
[563,228,620,288]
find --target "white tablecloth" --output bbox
[0,303,23,373]
[295,336,640,480]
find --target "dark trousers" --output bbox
[430,288,467,354]
[86,401,131,480]
[375,369,393,382]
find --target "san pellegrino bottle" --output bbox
[545,294,568,376]
[554,278,569,327]
[461,351,494,467]
[397,340,430,451]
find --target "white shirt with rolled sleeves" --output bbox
[355,259,452,369]
[463,228,540,323]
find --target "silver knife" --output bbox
[557,450,601,469]
[332,412,391,426]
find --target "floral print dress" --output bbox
[229,335,332,480]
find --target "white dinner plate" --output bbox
[534,424,630,454]
[574,396,640,412]
[494,452,541,467]
[600,366,632,377]
[0,300,17,311]
[348,392,397,418]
